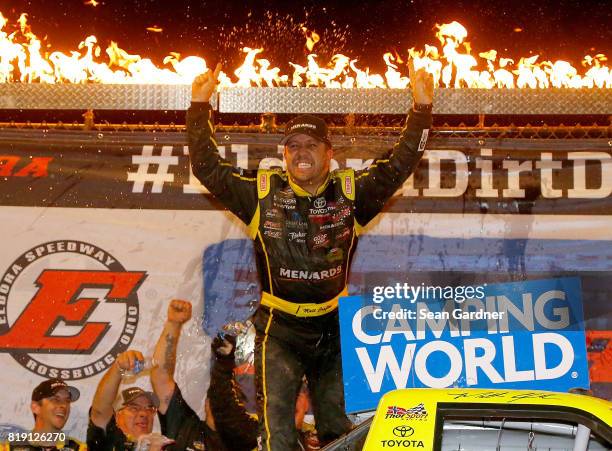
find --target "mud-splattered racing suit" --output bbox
[187,102,431,450]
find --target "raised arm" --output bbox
[90,350,143,428]
[207,335,259,450]
[187,65,258,225]
[354,60,434,226]
[151,299,192,414]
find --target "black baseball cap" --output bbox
[280,114,331,147]
[31,378,80,402]
[120,387,160,409]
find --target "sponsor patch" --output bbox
[263,230,283,239]
[264,208,283,219]
[309,208,330,216]
[263,220,282,230]
[312,232,331,249]
[314,197,327,209]
[279,265,343,281]
[309,213,332,224]
[417,129,429,153]
[286,220,308,230]
[332,206,351,223]
[274,202,296,210]
[274,192,297,210]
[344,176,352,195]
[288,231,307,241]
[320,221,345,230]
[335,228,352,242]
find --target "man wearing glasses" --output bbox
[151,299,247,451]
[87,351,162,450]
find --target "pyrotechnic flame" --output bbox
[0,11,609,88]
[301,27,320,52]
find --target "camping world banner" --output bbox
[338,277,590,413]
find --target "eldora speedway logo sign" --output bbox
[0,240,147,380]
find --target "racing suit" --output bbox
[3,436,85,451]
[187,102,431,450]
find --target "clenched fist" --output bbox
[115,349,144,371]
[191,63,222,103]
[167,299,192,325]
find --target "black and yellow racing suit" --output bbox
[3,436,86,451]
[187,102,432,451]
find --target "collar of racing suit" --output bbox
[287,172,331,197]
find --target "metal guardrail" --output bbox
[0,84,214,111]
[0,84,610,114]
[0,121,609,141]
[219,87,612,115]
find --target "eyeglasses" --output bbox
[122,404,157,414]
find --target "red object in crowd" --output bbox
[587,330,612,382]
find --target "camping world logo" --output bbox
[0,240,147,380]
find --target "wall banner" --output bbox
[338,277,589,413]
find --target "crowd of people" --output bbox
[4,300,320,451]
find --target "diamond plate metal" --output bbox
[0,84,609,114]
[0,84,217,110]
[219,87,612,115]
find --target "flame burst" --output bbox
[301,27,320,52]
[0,12,609,88]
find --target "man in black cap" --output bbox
[6,378,84,450]
[87,350,161,450]
[188,61,433,450]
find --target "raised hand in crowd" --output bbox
[151,300,236,451]
[88,349,160,450]
[90,349,145,428]
[151,299,192,413]
[116,350,147,375]
[167,298,192,325]
[211,334,235,358]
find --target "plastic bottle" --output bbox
[119,357,157,377]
